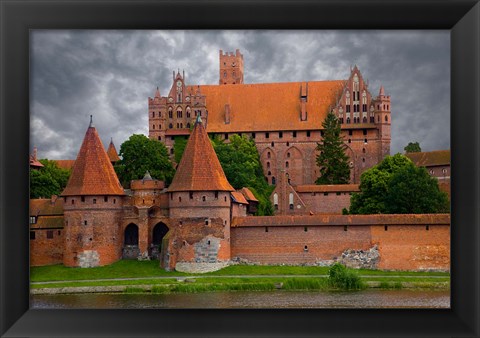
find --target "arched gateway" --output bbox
[122,223,139,259]
[150,222,169,259]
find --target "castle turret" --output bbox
[219,49,244,85]
[166,115,234,271]
[106,138,120,165]
[373,85,391,159]
[61,117,125,267]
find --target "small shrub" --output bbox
[328,263,365,290]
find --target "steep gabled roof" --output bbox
[405,150,450,167]
[61,122,125,196]
[231,191,248,205]
[187,80,344,133]
[168,116,234,192]
[106,139,121,162]
[240,187,258,202]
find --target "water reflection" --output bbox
[31,290,450,309]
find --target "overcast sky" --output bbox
[30,30,450,160]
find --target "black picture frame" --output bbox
[1,1,479,337]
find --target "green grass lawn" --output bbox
[30,260,450,290]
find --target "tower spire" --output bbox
[89,115,94,128]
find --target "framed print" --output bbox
[1,1,479,337]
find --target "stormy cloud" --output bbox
[30,30,450,160]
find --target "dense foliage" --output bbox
[114,134,175,188]
[30,159,71,199]
[173,136,188,164]
[404,141,422,153]
[315,112,350,184]
[348,154,449,214]
[212,134,274,216]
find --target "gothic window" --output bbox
[385,115,388,122]
[362,90,367,104]
[363,116,367,123]
[346,105,351,113]
[347,117,351,124]
[169,123,173,129]
[152,124,155,130]
[186,123,191,129]
[272,177,276,185]
[168,107,173,119]
[268,171,271,176]
[186,107,191,118]
[345,91,350,105]
[267,152,271,159]
[289,193,294,210]
[286,161,289,168]
[273,193,279,208]
[177,108,183,118]
[152,112,155,118]
[267,162,270,168]
[287,152,291,158]
[180,123,183,128]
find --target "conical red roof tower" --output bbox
[106,138,121,163]
[61,118,125,196]
[168,115,234,192]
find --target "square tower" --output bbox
[219,49,244,85]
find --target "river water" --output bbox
[31,289,450,309]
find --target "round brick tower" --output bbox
[61,117,125,267]
[166,115,234,271]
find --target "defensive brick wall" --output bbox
[30,228,64,266]
[231,214,450,271]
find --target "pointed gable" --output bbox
[61,123,125,196]
[168,117,234,192]
[107,139,121,163]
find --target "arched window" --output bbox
[267,162,270,168]
[186,122,191,129]
[168,107,173,119]
[177,108,183,118]
[385,115,388,122]
[267,152,271,159]
[186,107,191,118]
[152,223,169,247]
[289,193,294,210]
[287,152,291,158]
[169,123,173,129]
[346,117,351,124]
[273,193,279,209]
[268,171,271,176]
[272,177,276,185]
[286,161,289,168]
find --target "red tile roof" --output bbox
[295,184,360,193]
[30,197,64,216]
[187,80,344,133]
[61,125,125,196]
[231,214,451,227]
[240,187,258,202]
[231,191,248,204]
[168,117,234,192]
[405,150,450,167]
[106,140,121,162]
[54,160,75,170]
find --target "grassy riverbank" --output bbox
[30,261,450,293]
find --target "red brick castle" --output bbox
[29,51,449,273]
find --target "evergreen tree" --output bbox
[315,112,350,184]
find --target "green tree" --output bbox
[212,134,274,216]
[348,153,449,214]
[385,165,449,214]
[404,142,422,153]
[173,136,188,164]
[315,112,350,184]
[30,159,71,199]
[114,134,175,188]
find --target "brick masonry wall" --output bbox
[295,191,352,214]
[30,229,64,266]
[231,215,450,271]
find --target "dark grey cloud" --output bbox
[30,30,450,160]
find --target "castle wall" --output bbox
[63,196,124,267]
[30,228,64,266]
[231,214,450,271]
